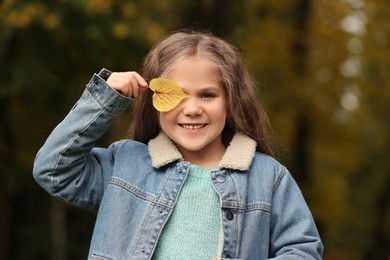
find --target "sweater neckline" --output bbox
[188,164,219,179]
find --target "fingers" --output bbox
[106,71,148,98]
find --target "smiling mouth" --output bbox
[179,124,206,130]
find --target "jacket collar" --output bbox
[148,132,257,171]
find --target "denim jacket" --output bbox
[33,69,323,260]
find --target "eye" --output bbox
[201,92,216,99]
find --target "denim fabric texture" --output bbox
[33,69,324,260]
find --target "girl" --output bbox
[33,31,323,260]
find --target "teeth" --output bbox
[181,124,205,130]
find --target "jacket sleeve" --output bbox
[33,69,132,210]
[268,167,324,259]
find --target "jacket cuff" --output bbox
[97,68,112,80]
[86,68,132,116]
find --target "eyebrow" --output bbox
[202,86,222,91]
[182,85,222,92]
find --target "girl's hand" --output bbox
[106,71,148,98]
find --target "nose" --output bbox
[182,97,202,117]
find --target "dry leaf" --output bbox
[149,78,189,112]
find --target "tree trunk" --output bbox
[290,0,313,184]
[292,113,311,184]
[0,99,13,260]
[183,0,228,37]
[51,199,67,260]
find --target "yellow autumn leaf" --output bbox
[149,78,188,112]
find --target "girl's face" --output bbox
[159,56,227,166]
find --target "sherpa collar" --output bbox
[148,132,257,171]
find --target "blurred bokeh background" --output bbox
[0,0,389,259]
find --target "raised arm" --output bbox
[33,69,147,210]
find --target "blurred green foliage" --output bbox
[0,0,389,259]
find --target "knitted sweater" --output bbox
[152,165,220,259]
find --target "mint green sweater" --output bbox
[152,165,221,259]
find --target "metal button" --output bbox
[226,210,234,220]
[216,174,226,183]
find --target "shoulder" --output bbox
[110,139,149,156]
[107,139,156,173]
[249,152,290,187]
[252,152,286,172]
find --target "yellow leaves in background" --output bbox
[2,2,43,28]
[1,2,61,30]
[42,12,61,30]
[112,22,130,39]
[149,78,188,112]
[86,0,114,15]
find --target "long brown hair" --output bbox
[130,30,274,157]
